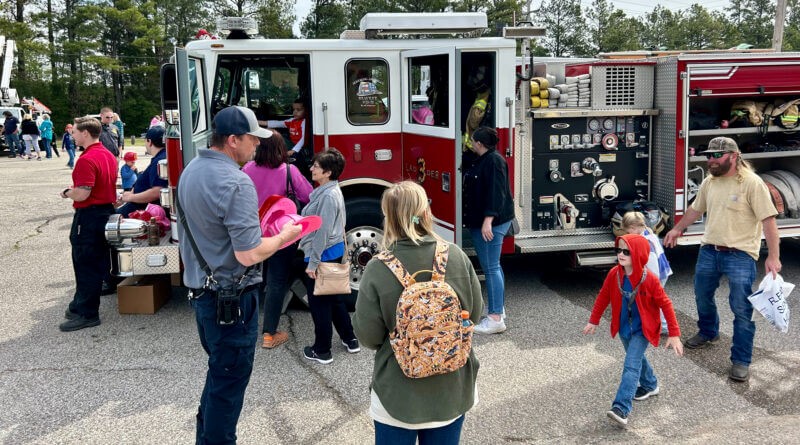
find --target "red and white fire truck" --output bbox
[106,13,800,296]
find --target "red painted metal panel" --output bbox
[311,133,403,183]
[401,132,457,225]
[688,58,800,95]
[165,136,183,189]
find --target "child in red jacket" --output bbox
[582,234,684,427]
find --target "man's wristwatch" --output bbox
[61,188,70,199]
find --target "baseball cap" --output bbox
[145,125,165,144]
[213,106,272,139]
[701,136,740,154]
[123,151,137,162]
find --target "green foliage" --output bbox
[0,0,796,133]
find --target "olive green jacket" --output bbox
[352,235,482,423]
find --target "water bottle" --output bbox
[461,310,471,327]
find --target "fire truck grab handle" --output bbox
[505,97,513,157]
[322,102,329,149]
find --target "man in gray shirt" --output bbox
[178,106,301,444]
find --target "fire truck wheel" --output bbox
[345,196,384,311]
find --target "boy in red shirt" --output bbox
[583,234,684,427]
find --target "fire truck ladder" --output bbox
[0,36,19,107]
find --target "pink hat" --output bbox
[260,196,321,249]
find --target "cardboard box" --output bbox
[117,275,171,314]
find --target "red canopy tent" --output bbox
[21,97,51,114]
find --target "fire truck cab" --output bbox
[153,13,539,290]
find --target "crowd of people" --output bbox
[46,99,782,443]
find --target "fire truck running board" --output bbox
[514,229,615,253]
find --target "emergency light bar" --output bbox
[503,26,546,39]
[360,13,487,38]
[216,17,258,37]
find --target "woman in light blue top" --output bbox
[38,114,55,158]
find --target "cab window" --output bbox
[408,55,448,127]
[345,59,389,125]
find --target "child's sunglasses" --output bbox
[614,247,631,256]
[704,151,732,159]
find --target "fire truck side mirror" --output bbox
[160,63,179,125]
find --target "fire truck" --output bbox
[106,13,800,298]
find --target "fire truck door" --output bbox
[174,47,210,166]
[400,47,460,243]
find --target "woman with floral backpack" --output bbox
[353,181,482,445]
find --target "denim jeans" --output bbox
[612,333,657,416]
[41,137,52,157]
[66,147,76,167]
[191,287,259,445]
[374,415,465,445]
[694,245,757,366]
[261,243,297,334]
[4,133,20,155]
[470,220,511,315]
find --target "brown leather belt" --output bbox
[706,244,739,252]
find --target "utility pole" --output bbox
[773,0,787,51]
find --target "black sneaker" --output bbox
[303,346,333,364]
[684,333,719,349]
[341,338,361,353]
[59,316,101,332]
[64,309,80,320]
[633,386,660,401]
[606,407,628,426]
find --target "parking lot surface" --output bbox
[0,151,798,444]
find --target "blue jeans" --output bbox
[41,137,52,157]
[191,287,259,445]
[613,333,657,416]
[66,147,76,167]
[694,245,757,366]
[4,133,20,155]
[374,415,464,445]
[470,220,511,315]
[261,243,297,334]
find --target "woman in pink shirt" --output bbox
[243,136,312,349]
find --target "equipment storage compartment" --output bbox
[651,52,800,244]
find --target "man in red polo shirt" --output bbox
[59,116,119,332]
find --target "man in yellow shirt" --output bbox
[664,137,781,382]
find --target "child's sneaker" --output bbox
[341,338,361,353]
[633,386,659,401]
[606,407,628,426]
[303,346,333,364]
[474,317,506,334]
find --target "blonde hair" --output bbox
[621,211,647,233]
[381,181,442,249]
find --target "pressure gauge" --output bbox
[603,118,615,131]
[588,118,600,132]
[571,134,582,144]
[582,134,593,144]
[560,135,570,145]
[550,135,559,145]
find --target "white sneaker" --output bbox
[482,306,507,320]
[474,317,506,334]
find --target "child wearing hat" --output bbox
[121,151,138,191]
[582,234,683,427]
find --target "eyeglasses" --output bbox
[704,151,732,159]
[614,247,631,256]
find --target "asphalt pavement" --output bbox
[0,148,798,444]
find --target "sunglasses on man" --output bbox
[614,247,631,256]
[704,151,732,159]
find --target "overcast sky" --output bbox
[291,0,730,36]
